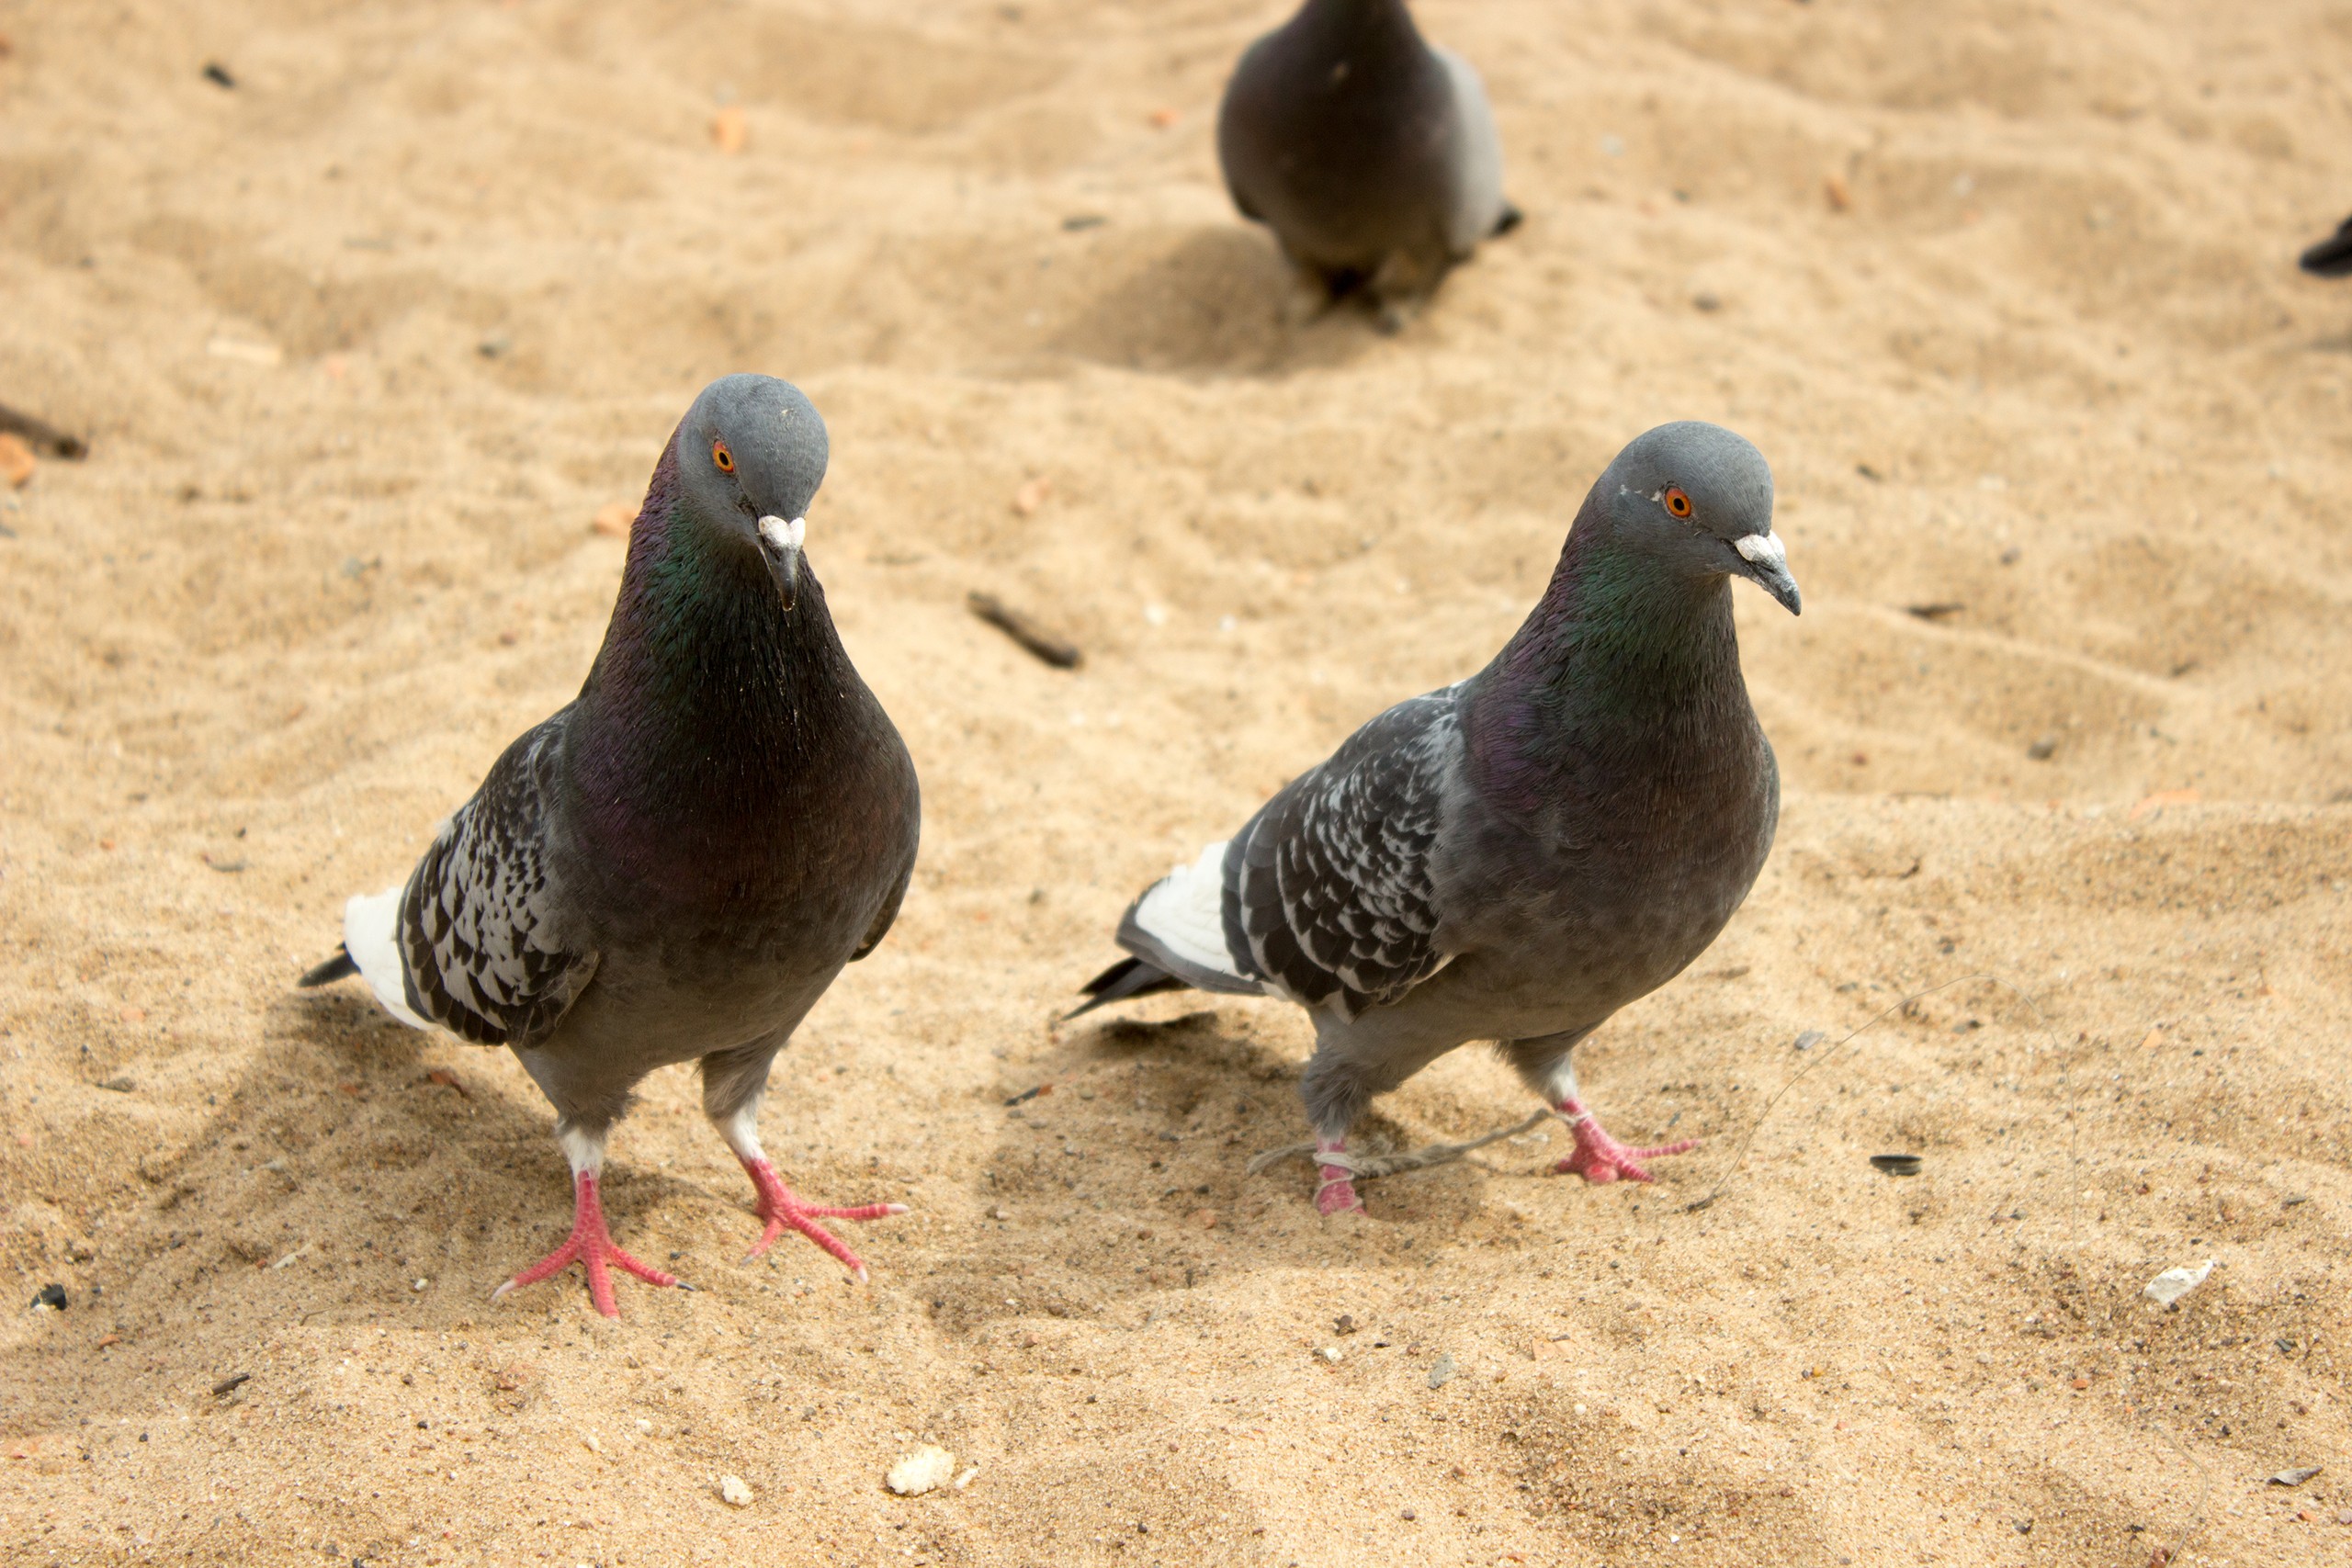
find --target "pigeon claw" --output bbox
[1552,1100,1698,1186]
[497,1170,681,1319]
[739,1157,906,1280]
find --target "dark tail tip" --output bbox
[1061,956,1189,1022]
[299,947,358,988]
[2301,216,2352,276]
[1491,202,1524,239]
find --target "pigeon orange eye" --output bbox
[712,440,735,474]
[1664,487,1693,519]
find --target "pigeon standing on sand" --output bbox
[2301,215,2352,276]
[1217,0,1518,317]
[1071,423,1798,1214]
[301,375,920,1315]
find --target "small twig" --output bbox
[968,592,1081,669]
[1247,1109,1552,1182]
[0,402,89,459]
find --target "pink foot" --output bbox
[1315,1138,1364,1215]
[740,1157,907,1281]
[1552,1099,1698,1185]
[493,1171,680,1318]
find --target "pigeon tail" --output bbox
[341,886,432,1030]
[2302,216,2352,276]
[298,947,358,987]
[1064,955,1190,1021]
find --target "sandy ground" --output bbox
[6,1,2352,1563]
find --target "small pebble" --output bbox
[1692,291,1722,312]
[887,1444,956,1496]
[2027,736,2057,761]
[1318,1347,1342,1364]
[719,1474,753,1506]
[1427,1353,1456,1390]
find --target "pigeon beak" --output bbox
[1733,530,1801,615]
[757,514,805,610]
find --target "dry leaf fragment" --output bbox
[0,433,34,487]
[2128,788,2200,821]
[712,106,748,153]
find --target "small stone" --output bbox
[887,1444,956,1496]
[2143,1259,2214,1307]
[1792,1030,1825,1052]
[1401,1508,1417,1521]
[2269,1466,2322,1487]
[719,1474,753,1506]
[1691,291,1722,312]
[1318,1347,1342,1364]
[1823,173,1851,210]
[1427,1353,1456,1390]
[412,1278,429,1292]
[583,1433,601,1454]
[2027,736,2057,761]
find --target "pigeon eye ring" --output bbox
[1662,486,1693,519]
[712,439,735,474]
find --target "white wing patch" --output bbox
[1132,840,1242,982]
[343,885,430,1030]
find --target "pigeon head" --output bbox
[676,373,830,609]
[1597,421,1799,615]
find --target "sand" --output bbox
[6,1,2352,1563]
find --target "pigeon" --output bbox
[1071,422,1798,1213]
[1216,0,1519,316]
[2301,215,2352,276]
[300,374,921,1315]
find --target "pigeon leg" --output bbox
[1552,1097,1697,1185]
[712,1095,906,1282]
[1315,1136,1365,1215]
[1507,1035,1696,1185]
[493,1124,681,1318]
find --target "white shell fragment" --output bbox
[719,1474,754,1507]
[2143,1259,2215,1306]
[887,1445,956,1496]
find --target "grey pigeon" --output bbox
[1217,0,1518,316]
[300,374,921,1314]
[2301,215,2352,276]
[1072,423,1797,1213]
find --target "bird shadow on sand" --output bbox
[917,1007,1553,1341]
[0,987,740,1438]
[1046,226,1382,379]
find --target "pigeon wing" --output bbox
[1228,688,1461,1020]
[397,713,596,1047]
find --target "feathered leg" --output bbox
[493,1121,682,1318]
[702,1045,906,1282]
[1505,1031,1697,1184]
